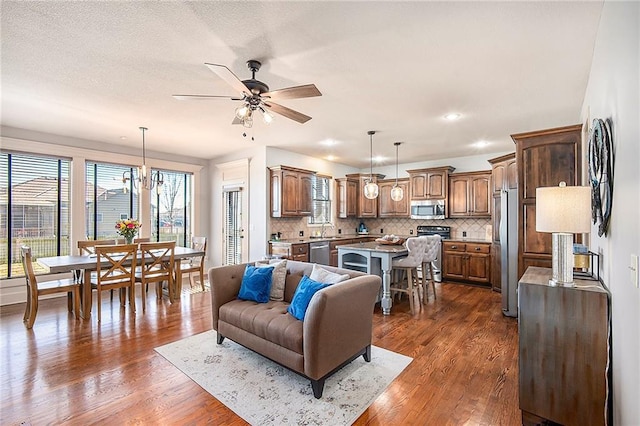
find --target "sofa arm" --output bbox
[302,274,381,379]
[208,263,248,330]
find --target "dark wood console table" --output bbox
[518,267,611,426]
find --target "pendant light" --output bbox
[391,142,404,201]
[363,130,379,199]
[122,127,164,194]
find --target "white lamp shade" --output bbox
[536,184,591,233]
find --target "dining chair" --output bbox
[90,244,138,322]
[176,236,207,292]
[420,235,441,303]
[135,241,176,310]
[390,237,429,315]
[77,239,117,300]
[134,237,151,243]
[21,246,81,329]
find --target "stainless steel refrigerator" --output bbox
[501,188,519,317]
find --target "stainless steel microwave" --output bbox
[410,199,446,219]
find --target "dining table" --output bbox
[37,246,205,319]
[337,241,408,315]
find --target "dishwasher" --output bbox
[309,241,330,265]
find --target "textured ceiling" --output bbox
[1,1,602,168]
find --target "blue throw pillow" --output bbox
[238,265,273,303]
[287,275,331,321]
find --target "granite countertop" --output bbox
[269,234,381,244]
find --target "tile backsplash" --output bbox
[270,216,491,241]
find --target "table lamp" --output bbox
[536,182,591,286]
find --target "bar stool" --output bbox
[420,235,441,303]
[390,237,429,314]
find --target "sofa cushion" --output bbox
[309,264,350,284]
[238,265,273,303]
[287,275,331,321]
[219,300,303,354]
[255,259,287,301]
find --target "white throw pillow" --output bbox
[255,259,287,301]
[309,263,351,284]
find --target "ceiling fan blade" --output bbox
[264,101,312,124]
[263,84,322,100]
[231,117,244,125]
[205,63,251,95]
[172,94,242,101]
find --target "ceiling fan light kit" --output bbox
[364,130,379,200]
[173,59,321,127]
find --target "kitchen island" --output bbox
[337,241,408,315]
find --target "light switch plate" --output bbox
[631,254,639,288]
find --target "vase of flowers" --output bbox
[115,218,141,244]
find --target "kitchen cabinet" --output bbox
[518,267,610,426]
[269,242,309,262]
[377,178,410,217]
[487,153,517,292]
[270,166,314,218]
[512,124,581,278]
[442,241,491,286]
[335,177,358,218]
[345,173,385,218]
[448,171,491,218]
[407,166,454,200]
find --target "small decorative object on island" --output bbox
[115,218,141,244]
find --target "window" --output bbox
[308,174,331,225]
[1,152,70,278]
[223,188,242,265]
[86,162,139,240]
[151,170,192,246]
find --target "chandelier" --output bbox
[363,130,379,199]
[122,127,164,193]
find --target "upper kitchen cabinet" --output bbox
[407,166,455,200]
[346,173,385,218]
[270,165,315,217]
[512,124,581,278]
[378,178,410,217]
[448,171,492,218]
[335,177,358,218]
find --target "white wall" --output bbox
[580,1,640,423]
[371,151,510,178]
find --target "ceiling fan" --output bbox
[173,60,321,128]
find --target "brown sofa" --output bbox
[209,260,381,398]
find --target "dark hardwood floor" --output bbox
[1,281,520,425]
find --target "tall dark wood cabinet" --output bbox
[488,153,517,292]
[518,267,611,426]
[511,124,582,278]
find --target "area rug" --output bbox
[155,330,412,425]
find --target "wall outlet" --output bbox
[409,229,414,235]
[299,231,304,237]
[631,254,639,288]
[338,229,342,234]
[380,228,384,234]
[462,231,467,237]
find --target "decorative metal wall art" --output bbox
[588,118,613,237]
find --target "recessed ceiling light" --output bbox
[320,139,338,146]
[373,155,385,163]
[444,113,461,121]
[120,136,127,140]
[473,140,490,148]
[326,155,336,161]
